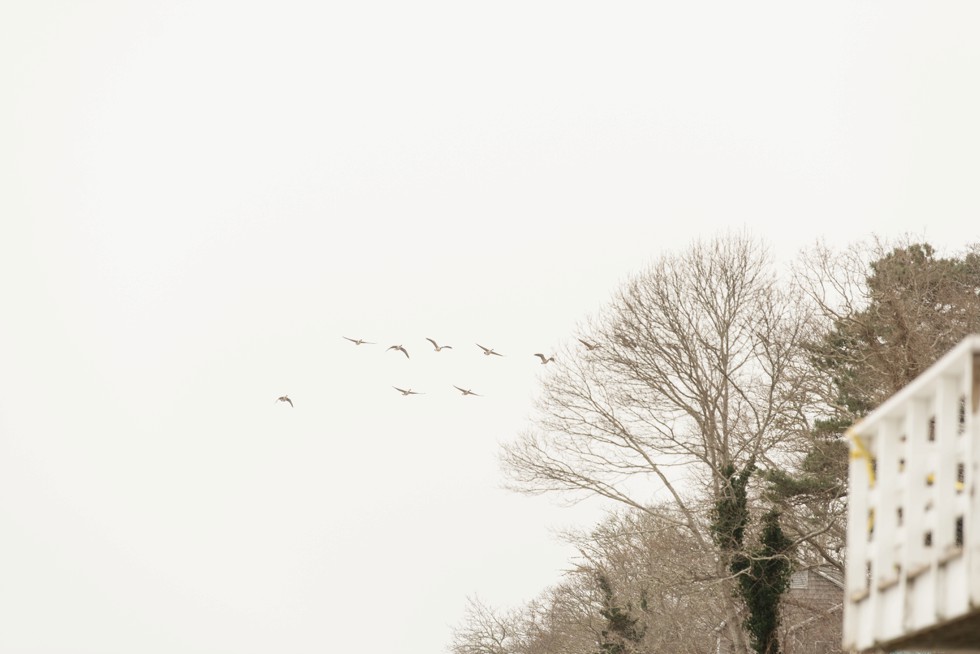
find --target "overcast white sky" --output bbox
[2,2,980,652]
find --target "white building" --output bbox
[844,335,980,652]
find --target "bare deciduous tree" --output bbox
[502,233,818,654]
[566,507,727,654]
[450,597,519,654]
[450,586,599,654]
[449,508,728,654]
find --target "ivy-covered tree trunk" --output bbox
[712,462,754,654]
[731,511,793,654]
[713,466,794,654]
[712,463,752,553]
[594,572,644,654]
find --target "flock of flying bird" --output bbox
[274,336,602,407]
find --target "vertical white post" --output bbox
[845,426,872,648]
[874,417,900,639]
[901,397,929,632]
[933,374,959,621]
[970,353,980,607]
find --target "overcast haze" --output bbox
[3,2,980,652]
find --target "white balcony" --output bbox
[844,335,980,652]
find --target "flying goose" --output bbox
[426,338,453,352]
[387,344,410,359]
[393,386,422,396]
[476,343,504,357]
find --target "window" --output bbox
[789,570,809,589]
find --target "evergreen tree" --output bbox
[770,240,980,570]
[807,241,980,436]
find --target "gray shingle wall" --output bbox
[780,568,844,654]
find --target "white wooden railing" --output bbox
[844,335,980,652]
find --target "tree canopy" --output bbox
[455,234,980,654]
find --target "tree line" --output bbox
[449,233,980,654]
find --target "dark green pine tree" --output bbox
[766,241,980,569]
[809,242,980,435]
